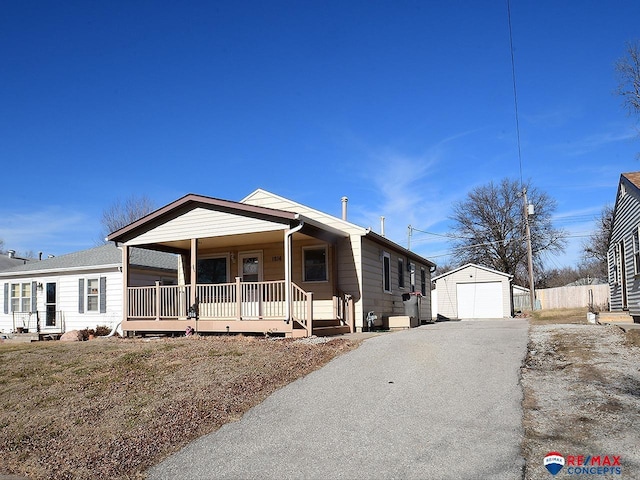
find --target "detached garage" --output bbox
[432,264,513,319]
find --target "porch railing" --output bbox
[334,289,354,333]
[11,311,65,334]
[127,279,312,329]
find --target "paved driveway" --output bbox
[148,319,528,480]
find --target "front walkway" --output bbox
[148,319,528,480]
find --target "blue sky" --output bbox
[1,1,639,269]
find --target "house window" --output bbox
[421,267,427,296]
[303,246,328,282]
[87,278,100,312]
[10,282,31,312]
[398,259,405,288]
[197,256,228,284]
[616,241,623,284]
[634,226,640,275]
[409,263,416,292]
[382,251,391,293]
[610,248,618,285]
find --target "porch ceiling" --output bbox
[142,230,319,253]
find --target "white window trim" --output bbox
[302,245,329,283]
[409,263,416,293]
[85,277,100,313]
[634,226,640,276]
[382,251,392,293]
[10,282,32,313]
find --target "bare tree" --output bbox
[582,204,614,279]
[99,194,156,243]
[616,41,640,116]
[449,178,566,286]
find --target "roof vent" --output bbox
[341,196,348,221]
[7,250,15,258]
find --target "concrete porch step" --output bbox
[312,319,351,337]
[312,325,351,336]
[3,333,40,343]
[597,311,635,324]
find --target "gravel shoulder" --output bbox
[521,322,640,479]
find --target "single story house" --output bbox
[432,263,513,319]
[0,243,178,335]
[107,189,437,337]
[0,250,32,271]
[608,172,640,322]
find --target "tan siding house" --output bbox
[108,190,436,337]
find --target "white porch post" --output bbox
[121,245,130,324]
[284,230,291,323]
[190,238,198,308]
[284,222,304,323]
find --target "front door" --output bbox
[45,282,57,328]
[239,252,263,318]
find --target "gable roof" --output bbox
[432,263,513,281]
[622,171,640,189]
[0,243,177,276]
[108,193,300,244]
[243,189,436,267]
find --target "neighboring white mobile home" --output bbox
[0,244,178,335]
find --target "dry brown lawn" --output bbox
[0,335,360,479]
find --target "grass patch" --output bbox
[528,307,588,325]
[0,335,360,479]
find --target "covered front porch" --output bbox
[124,278,353,337]
[111,194,355,337]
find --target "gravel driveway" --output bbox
[148,319,528,480]
[521,323,640,479]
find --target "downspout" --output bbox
[284,221,305,323]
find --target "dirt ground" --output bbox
[521,313,640,479]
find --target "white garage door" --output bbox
[456,282,503,319]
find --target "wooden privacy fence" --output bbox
[514,284,609,311]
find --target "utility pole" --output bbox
[523,188,536,310]
[407,225,412,251]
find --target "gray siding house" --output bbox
[608,172,640,321]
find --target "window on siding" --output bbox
[409,263,416,292]
[382,251,391,293]
[10,282,31,312]
[610,248,618,285]
[304,246,328,282]
[634,226,640,275]
[421,268,427,296]
[398,259,405,288]
[87,278,100,312]
[197,257,228,284]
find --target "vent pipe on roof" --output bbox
[7,250,15,258]
[39,251,43,261]
[380,216,386,237]
[341,196,348,221]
